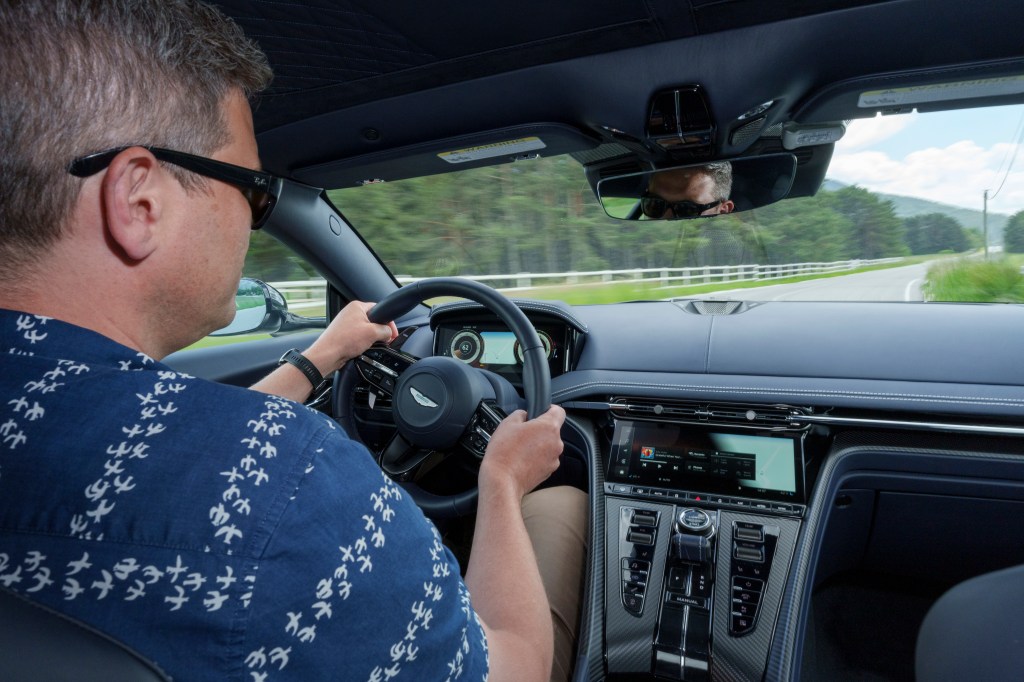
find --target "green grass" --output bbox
[924,258,1024,303]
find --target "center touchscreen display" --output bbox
[608,420,804,502]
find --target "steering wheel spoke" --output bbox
[460,400,506,458]
[378,431,435,479]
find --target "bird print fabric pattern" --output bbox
[0,309,488,681]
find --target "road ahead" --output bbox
[696,262,930,302]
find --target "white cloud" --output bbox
[836,113,917,150]
[829,139,1024,215]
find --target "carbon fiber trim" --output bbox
[565,416,606,682]
[711,512,800,682]
[604,497,675,674]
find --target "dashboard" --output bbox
[379,297,1024,682]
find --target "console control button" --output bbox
[731,614,755,634]
[627,528,655,545]
[734,544,764,563]
[690,564,712,598]
[623,593,644,614]
[733,587,762,604]
[623,581,644,595]
[631,511,658,527]
[735,522,765,542]
[729,521,780,637]
[734,576,764,593]
[667,566,689,591]
[734,561,768,580]
[622,569,649,584]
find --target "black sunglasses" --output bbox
[67,146,281,230]
[640,192,722,220]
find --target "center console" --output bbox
[603,417,807,681]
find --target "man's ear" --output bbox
[720,199,735,214]
[100,147,166,261]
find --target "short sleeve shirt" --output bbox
[0,309,489,681]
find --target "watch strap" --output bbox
[278,349,324,391]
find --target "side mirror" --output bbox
[209,278,327,336]
[595,153,797,220]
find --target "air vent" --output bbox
[609,398,807,430]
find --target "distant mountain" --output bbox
[822,179,1009,244]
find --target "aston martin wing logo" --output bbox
[409,386,439,408]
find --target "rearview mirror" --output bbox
[595,153,797,220]
[209,278,327,336]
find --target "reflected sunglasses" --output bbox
[67,146,280,230]
[640,192,722,220]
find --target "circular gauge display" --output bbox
[513,330,553,364]
[450,330,483,364]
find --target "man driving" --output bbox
[0,1,585,680]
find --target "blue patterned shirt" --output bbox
[0,309,488,681]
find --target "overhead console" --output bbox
[602,400,810,681]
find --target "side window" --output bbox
[186,231,326,350]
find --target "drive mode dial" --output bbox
[676,508,713,536]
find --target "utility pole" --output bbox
[983,189,988,260]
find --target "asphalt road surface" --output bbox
[695,262,930,302]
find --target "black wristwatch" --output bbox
[278,349,326,393]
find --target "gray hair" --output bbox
[703,161,733,201]
[0,0,273,272]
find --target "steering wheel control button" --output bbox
[357,347,414,397]
[460,401,506,457]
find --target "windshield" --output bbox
[328,105,1024,304]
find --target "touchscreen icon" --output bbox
[640,446,655,460]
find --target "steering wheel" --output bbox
[333,277,551,518]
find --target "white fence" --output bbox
[271,257,904,301]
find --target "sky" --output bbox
[827,104,1024,216]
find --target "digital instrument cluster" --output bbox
[434,322,568,385]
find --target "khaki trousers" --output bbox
[522,486,589,682]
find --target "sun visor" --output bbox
[795,58,1024,122]
[292,124,601,188]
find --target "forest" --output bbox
[243,155,989,283]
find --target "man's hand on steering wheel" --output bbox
[303,301,398,378]
[480,406,566,502]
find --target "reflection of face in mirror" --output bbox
[641,162,735,220]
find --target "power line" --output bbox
[989,106,1024,200]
